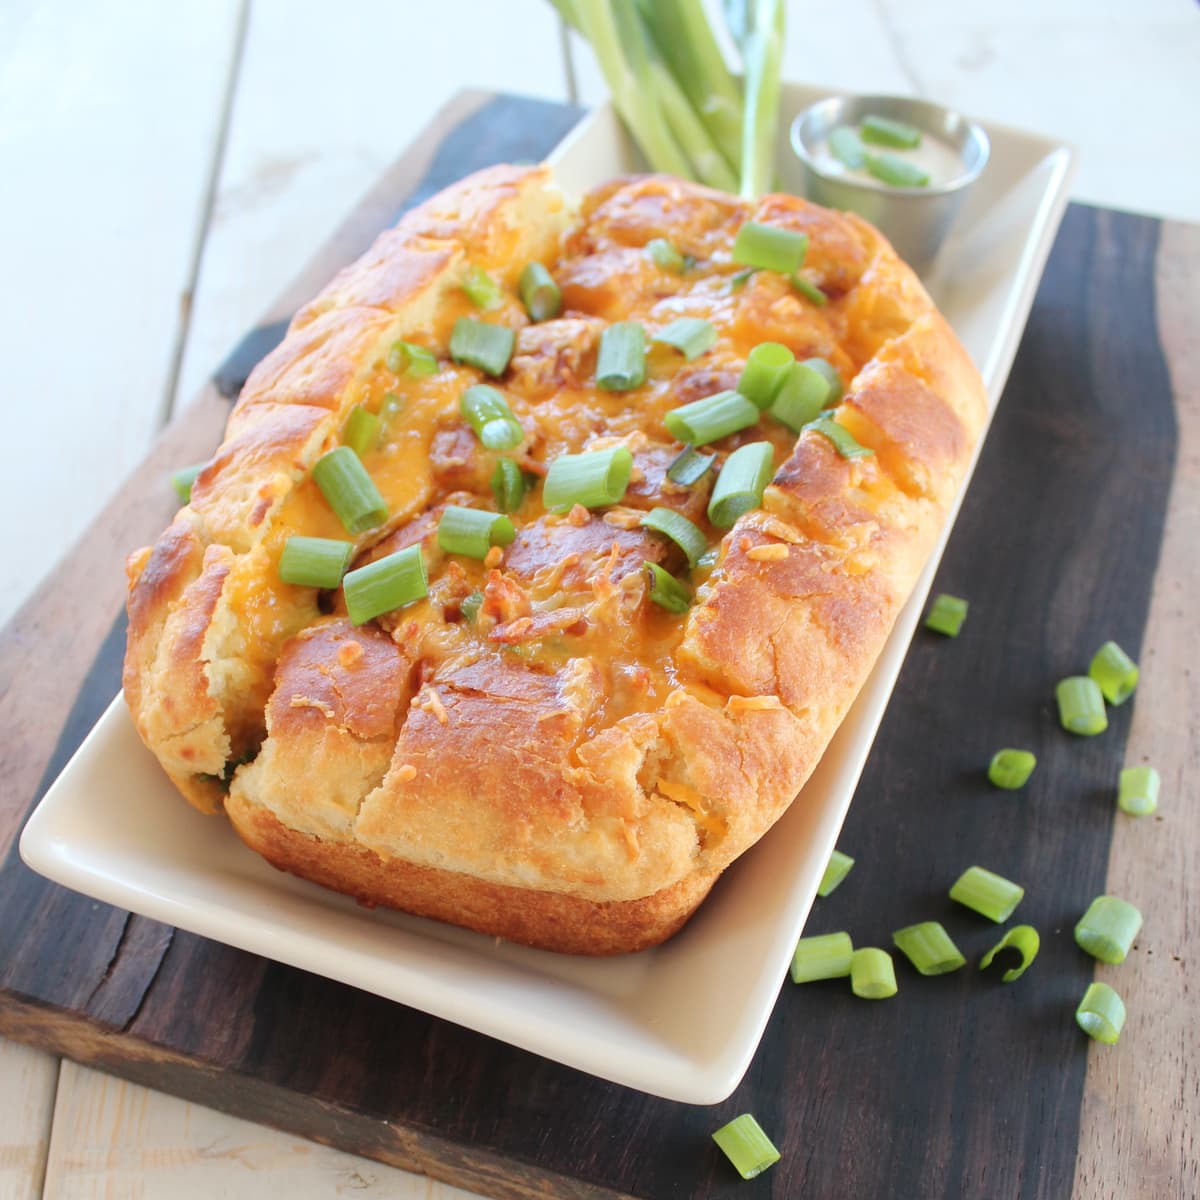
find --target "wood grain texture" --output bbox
[0,96,1193,1200]
[0,1038,57,1200]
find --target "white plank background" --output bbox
[1,0,1198,1195]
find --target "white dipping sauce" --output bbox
[812,127,967,189]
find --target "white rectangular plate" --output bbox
[21,85,1075,1106]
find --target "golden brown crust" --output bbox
[125,167,988,953]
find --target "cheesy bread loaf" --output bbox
[124,165,987,954]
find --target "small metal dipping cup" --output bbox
[790,94,990,273]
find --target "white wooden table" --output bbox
[2,1,1197,1194]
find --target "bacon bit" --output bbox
[248,491,272,528]
[416,686,449,725]
[289,695,336,718]
[747,543,789,563]
[566,503,591,527]
[728,694,783,711]
[601,507,642,530]
[482,569,532,622]
[484,545,504,568]
[445,560,469,583]
[394,763,418,783]
[336,640,364,668]
[489,607,588,645]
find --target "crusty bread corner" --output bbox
[126,166,987,954]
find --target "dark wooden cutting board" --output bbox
[1,92,1195,1200]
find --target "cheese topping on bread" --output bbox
[124,165,987,954]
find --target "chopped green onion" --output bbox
[736,341,794,409]
[865,152,931,188]
[645,237,686,273]
[171,463,204,505]
[596,321,647,391]
[343,544,427,626]
[542,446,633,512]
[829,125,866,169]
[666,444,716,486]
[729,267,756,291]
[987,748,1037,790]
[708,441,774,528]
[462,264,503,310]
[711,1114,780,1180]
[770,360,830,432]
[1056,676,1108,736]
[459,384,524,451]
[312,446,388,535]
[341,405,380,458]
[640,507,708,567]
[386,340,438,377]
[436,506,516,560]
[278,536,354,589]
[817,849,855,897]
[652,317,717,361]
[1076,981,1126,1044]
[1088,640,1139,705]
[807,415,874,459]
[1118,764,1160,816]
[791,274,828,306]
[645,561,691,613]
[803,357,844,406]
[790,931,854,984]
[491,458,527,514]
[665,389,760,445]
[519,262,562,322]
[1075,895,1143,964]
[461,590,483,623]
[860,114,923,149]
[850,948,898,999]
[732,221,809,273]
[892,921,965,976]
[924,593,968,637]
[979,924,1040,982]
[449,318,515,377]
[949,865,1024,923]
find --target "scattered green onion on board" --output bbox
[711,1114,781,1180]
[850,948,898,999]
[277,536,354,590]
[817,849,855,897]
[665,389,759,445]
[640,507,708,568]
[924,593,968,637]
[436,506,516,559]
[1074,895,1143,964]
[343,544,427,626]
[645,237,687,273]
[807,415,874,459]
[860,114,923,149]
[865,152,931,188]
[596,321,647,391]
[341,405,380,458]
[459,384,524,451]
[770,361,831,432]
[518,262,562,322]
[1076,981,1126,1044]
[491,458,527,515]
[666,444,716,487]
[171,463,205,505]
[644,561,692,613]
[737,341,795,409]
[708,441,774,528]
[791,274,828,306]
[892,922,965,976]
[804,357,844,406]
[949,865,1025,923]
[386,340,438,377]
[462,264,503,310]
[987,748,1037,790]
[652,317,717,361]
[449,318,515,377]
[312,446,389,535]
[829,125,866,169]
[979,924,1040,983]
[1118,764,1160,816]
[732,222,809,273]
[790,931,854,984]
[1088,640,1139,704]
[542,446,633,512]
[1056,676,1108,736]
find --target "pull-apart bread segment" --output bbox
[125,165,986,954]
